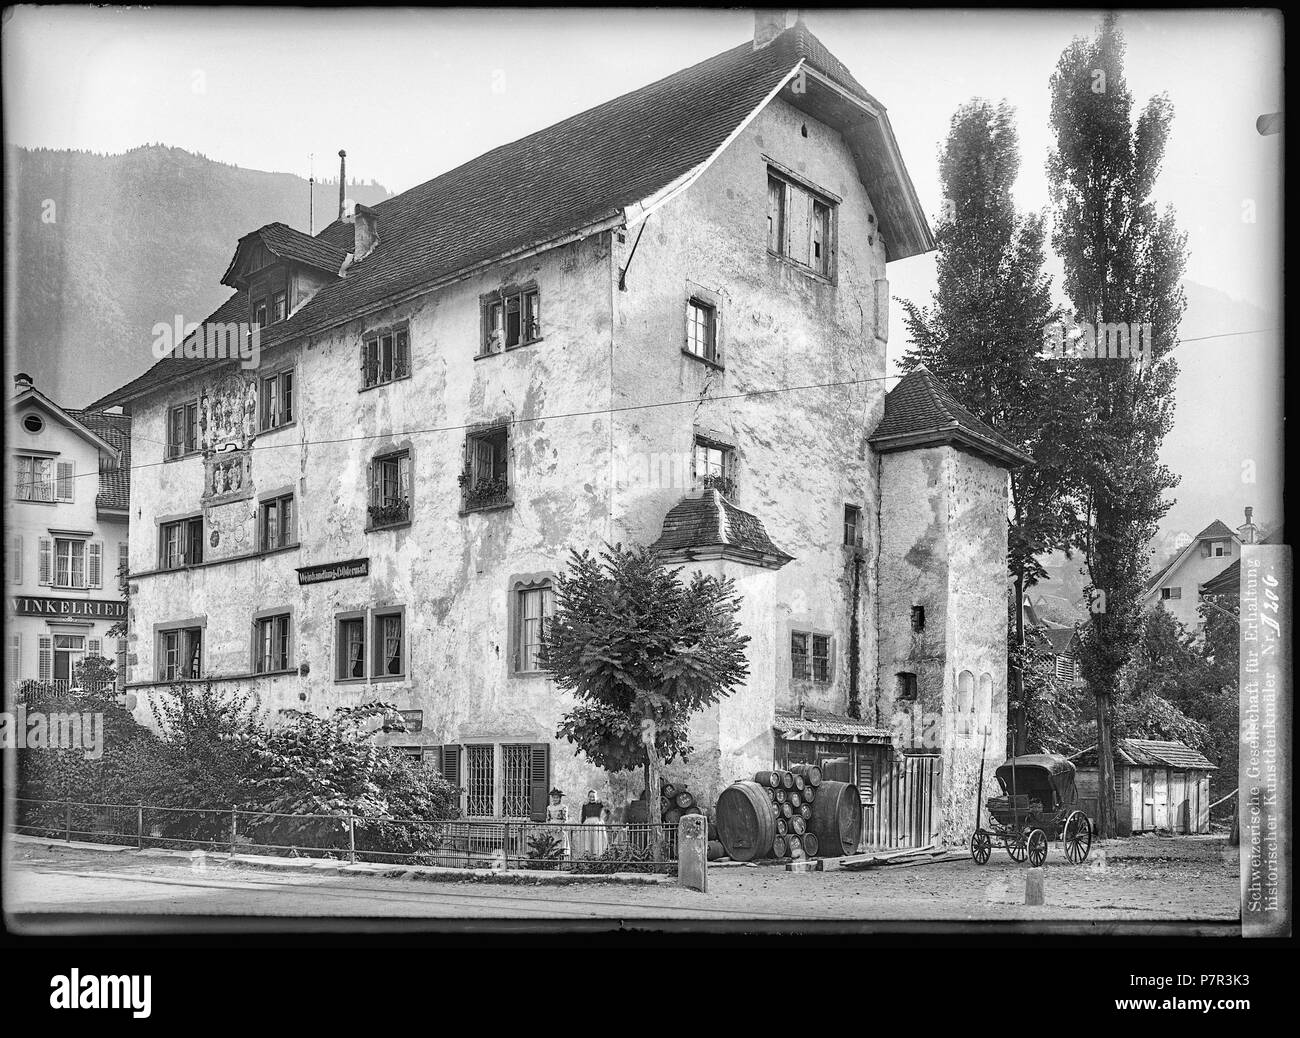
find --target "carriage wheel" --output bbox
[1027,829,1048,868]
[970,830,992,865]
[1063,811,1091,864]
[1006,832,1028,863]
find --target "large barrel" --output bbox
[773,835,788,858]
[754,771,782,788]
[789,815,807,836]
[787,835,804,859]
[802,832,819,857]
[780,770,795,790]
[792,774,805,792]
[775,788,787,804]
[675,791,695,809]
[791,763,822,787]
[799,804,813,821]
[707,840,727,861]
[775,817,788,836]
[820,757,852,784]
[716,781,778,863]
[809,779,862,856]
[780,802,794,819]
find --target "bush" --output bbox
[524,832,565,870]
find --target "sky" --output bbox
[3,5,1285,540]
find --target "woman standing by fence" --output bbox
[572,789,609,859]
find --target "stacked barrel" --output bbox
[657,779,704,825]
[715,766,862,861]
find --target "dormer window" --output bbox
[273,291,287,323]
[253,298,268,327]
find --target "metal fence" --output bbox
[12,799,680,874]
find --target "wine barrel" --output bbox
[802,786,815,804]
[789,815,807,835]
[780,770,795,790]
[754,771,782,788]
[792,774,805,792]
[773,835,788,858]
[680,805,701,817]
[664,807,682,824]
[716,781,778,863]
[662,783,678,799]
[675,791,695,809]
[809,779,862,856]
[707,817,719,841]
[802,832,819,857]
[774,788,787,804]
[787,835,804,859]
[799,804,812,821]
[660,795,672,816]
[707,840,727,861]
[775,816,788,836]
[781,802,794,819]
[820,757,852,784]
[791,763,822,787]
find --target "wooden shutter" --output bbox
[38,635,52,681]
[856,750,875,806]
[440,745,462,788]
[88,638,102,657]
[119,541,129,577]
[8,535,20,584]
[528,743,551,821]
[424,744,442,770]
[398,453,411,502]
[88,541,102,588]
[55,460,74,502]
[38,537,52,586]
[1200,542,1210,558]
[6,633,20,687]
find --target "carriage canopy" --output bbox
[994,754,1078,810]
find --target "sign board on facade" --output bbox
[296,558,370,585]
[399,710,423,732]
[9,596,126,620]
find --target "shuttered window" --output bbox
[465,745,495,817]
[55,461,75,502]
[7,535,21,585]
[767,167,836,277]
[38,635,53,681]
[856,751,874,806]
[6,633,20,687]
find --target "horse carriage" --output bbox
[969,753,1092,867]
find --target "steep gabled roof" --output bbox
[868,367,1034,468]
[11,385,122,459]
[1071,739,1217,771]
[67,409,132,512]
[651,489,794,569]
[1142,518,1240,597]
[88,21,933,412]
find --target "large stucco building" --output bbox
[90,14,1027,844]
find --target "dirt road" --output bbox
[5,833,1239,929]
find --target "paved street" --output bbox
[5,834,1239,929]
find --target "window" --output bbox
[1161,587,1182,601]
[118,541,129,578]
[452,743,551,819]
[767,175,786,253]
[465,744,495,816]
[22,413,44,434]
[252,298,268,327]
[7,632,22,688]
[47,538,99,589]
[911,606,926,632]
[159,517,203,569]
[896,672,918,700]
[259,370,294,430]
[115,638,128,691]
[14,455,63,502]
[512,581,555,673]
[502,744,533,818]
[693,435,735,498]
[767,167,837,277]
[373,608,405,678]
[259,494,295,551]
[482,287,541,355]
[362,327,410,388]
[272,291,287,323]
[1212,541,1229,557]
[462,425,510,510]
[368,450,411,528]
[159,627,203,681]
[254,614,291,674]
[844,504,861,546]
[792,631,831,682]
[1055,654,1078,682]
[166,401,199,459]
[7,535,22,584]
[52,634,85,685]
[336,616,365,680]
[685,298,719,364]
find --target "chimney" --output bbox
[753,9,794,49]
[14,372,33,392]
[1239,506,1258,544]
[337,149,347,222]
[353,203,380,263]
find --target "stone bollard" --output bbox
[677,814,707,893]
[1025,866,1045,905]
[190,849,207,874]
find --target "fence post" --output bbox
[137,802,143,850]
[502,820,511,870]
[65,802,72,843]
[230,807,238,855]
[347,812,356,864]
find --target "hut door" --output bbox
[1153,770,1169,829]
[1141,769,1156,830]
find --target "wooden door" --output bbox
[1141,768,1156,830]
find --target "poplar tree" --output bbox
[1047,14,1187,837]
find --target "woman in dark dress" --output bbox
[573,789,609,858]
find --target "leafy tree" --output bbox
[71,654,118,693]
[899,99,1081,755]
[546,544,750,833]
[1047,14,1188,836]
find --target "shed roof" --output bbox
[775,708,894,743]
[1070,738,1218,770]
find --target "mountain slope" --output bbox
[6,144,391,406]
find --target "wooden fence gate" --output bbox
[862,754,942,851]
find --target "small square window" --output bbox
[911,606,925,632]
[373,609,406,678]
[159,627,203,682]
[462,426,510,511]
[482,288,541,355]
[896,672,918,700]
[272,291,287,323]
[362,327,410,388]
[160,517,203,569]
[259,494,295,552]
[844,504,862,546]
[255,614,291,674]
[259,371,294,430]
[167,401,199,458]
[791,631,831,683]
[369,450,412,528]
[693,436,735,498]
[337,616,365,680]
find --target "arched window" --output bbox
[957,670,974,715]
[978,672,993,715]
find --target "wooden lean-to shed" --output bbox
[1070,739,1217,835]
